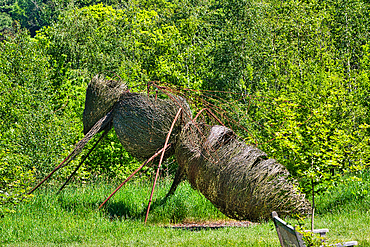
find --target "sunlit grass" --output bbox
[1,171,369,246]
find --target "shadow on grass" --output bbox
[104,200,142,219]
[53,183,175,221]
[56,195,101,212]
[103,195,172,220]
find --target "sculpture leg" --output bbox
[27,153,73,195]
[58,129,109,193]
[163,165,185,199]
[145,108,182,224]
[193,107,224,126]
[27,111,113,195]
[98,144,172,209]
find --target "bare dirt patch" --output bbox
[165,220,254,231]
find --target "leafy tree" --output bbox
[0,12,12,30]
[0,150,35,215]
[202,0,370,197]
[0,27,84,181]
[32,2,213,178]
[0,0,127,36]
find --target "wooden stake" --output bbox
[311,160,315,233]
[27,153,73,195]
[98,144,172,209]
[144,108,182,224]
[58,129,109,193]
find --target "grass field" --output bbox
[1,170,369,246]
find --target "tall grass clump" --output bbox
[316,169,370,214]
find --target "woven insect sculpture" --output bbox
[29,75,310,222]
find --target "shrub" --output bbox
[0,150,35,215]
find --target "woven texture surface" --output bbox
[82,75,310,221]
[175,123,310,220]
[112,93,190,160]
[83,74,127,134]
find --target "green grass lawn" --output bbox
[1,170,369,246]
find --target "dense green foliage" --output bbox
[1,0,369,214]
[0,0,121,35]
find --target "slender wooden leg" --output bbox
[193,107,225,126]
[27,111,113,195]
[27,153,73,195]
[58,129,109,193]
[98,144,172,209]
[145,108,182,224]
[164,166,185,199]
